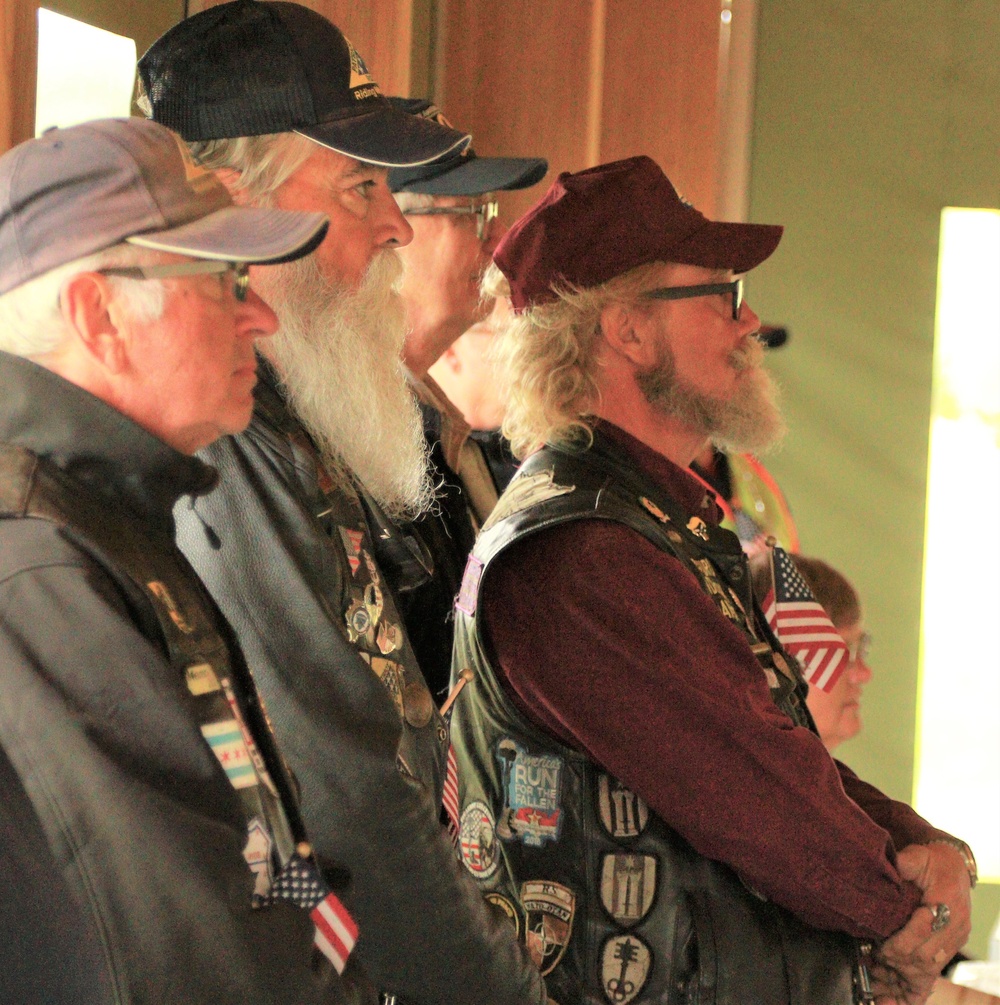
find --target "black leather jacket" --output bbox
[175,359,543,1005]
[0,351,345,1005]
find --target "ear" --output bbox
[599,302,656,368]
[59,272,130,374]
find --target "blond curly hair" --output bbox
[483,260,664,458]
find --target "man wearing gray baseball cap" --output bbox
[0,117,359,1005]
[140,4,544,1002]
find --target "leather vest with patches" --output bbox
[0,443,306,897]
[274,408,446,794]
[450,434,858,1005]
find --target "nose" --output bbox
[737,298,761,335]
[238,287,279,340]
[849,657,873,684]
[372,180,414,249]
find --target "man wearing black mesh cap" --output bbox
[139,4,543,1004]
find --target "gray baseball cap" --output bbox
[0,117,329,296]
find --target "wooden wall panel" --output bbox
[1,0,38,156]
[435,0,722,225]
[436,0,601,225]
[601,0,721,216]
[188,0,414,97]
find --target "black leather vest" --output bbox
[450,433,858,1005]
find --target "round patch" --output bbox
[485,891,521,938]
[459,800,499,880]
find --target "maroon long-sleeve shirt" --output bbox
[482,422,944,941]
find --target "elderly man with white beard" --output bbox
[138,4,544,1005]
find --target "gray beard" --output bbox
[636,336,787,454]
[253,251,434,520]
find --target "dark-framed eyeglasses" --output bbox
[642,277,744,320]
[98,260,251,302]
[403,199,500,242]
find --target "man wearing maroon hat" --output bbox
[448,156,975,1005]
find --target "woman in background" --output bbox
[751,553,873,751]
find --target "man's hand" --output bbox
[869,843,973,1005]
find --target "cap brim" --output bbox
[671,219,783,274]
[757,324,789,349]
[297,105,471,168]
[126,206,329,265]
[390,155,549,196]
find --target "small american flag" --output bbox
[762,546,849,693]
[267,850,358,974]
[442,745,461,847]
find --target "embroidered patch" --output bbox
[480,470,575,534]
[371,658,405,718]
[376,619,402,655]
[345,37,381,98]
[601,932,652,1004]
[690,557,744,625]
[600,854,657,927]
[521,880,575,976]
[485,891,521,938]
[597,775,649,839]
[147,580,194,633]
[244,817,274,901]
[338,527,363,576]
[455,555,483,616]
[201,719,257,789]
[459,801,499,880]
[185,661,220,696]
[495,739,563,848]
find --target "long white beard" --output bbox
[637,335,787,454]
[254,251,434,520]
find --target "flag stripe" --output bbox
[763,546,850,693]
[443,744,461,844]
[311,894,358,974]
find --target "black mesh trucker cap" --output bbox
[387,99,548,195]
[0,118,328,297]
[138,0,470,168]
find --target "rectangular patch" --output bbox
[201,719,257,790]
[455,555,484,616]
[185,662,221,696]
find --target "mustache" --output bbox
[729,337,765,372]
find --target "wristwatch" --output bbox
[928,838,978,888]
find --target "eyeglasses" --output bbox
[98,260,250,302]
[403,200,500,242]
[643,278,744,320]
[848,631,872,664]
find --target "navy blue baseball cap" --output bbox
[388,99,547,196]
[139,1,470,169]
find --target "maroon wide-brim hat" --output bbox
[494,155,783,311]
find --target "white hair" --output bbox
[0,244,167,359]
[392,190,435,213]
[185,132,317,205]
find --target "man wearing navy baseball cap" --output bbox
[0,117,349,1004]
[449,156,976,1005]
[386,96,547,699]
[139,5,543,1003]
